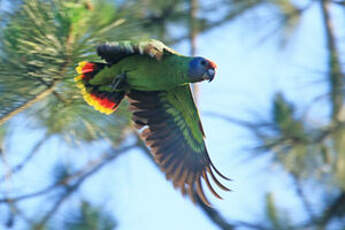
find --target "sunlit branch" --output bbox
[0,83,56,126]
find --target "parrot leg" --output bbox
[111,73,126,90]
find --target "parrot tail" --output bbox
[74,61,125,115]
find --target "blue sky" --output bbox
[0,1,339,230]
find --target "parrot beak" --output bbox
[205,60,216,82]
[207,68,215,82]
[202,68,215,82]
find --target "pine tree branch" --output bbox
[0,82,56,126]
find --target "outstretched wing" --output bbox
[127,85,230,206]
[97,39,178,64]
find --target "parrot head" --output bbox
[188,57,217,83]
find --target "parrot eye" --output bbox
[200,60,207,66]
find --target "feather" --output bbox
[202,170,222,199]
[127,87,230,206]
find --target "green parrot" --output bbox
[75,39,230,206]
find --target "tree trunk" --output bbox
[320,0,344,122]
[189,0,199,102]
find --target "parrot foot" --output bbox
[111,73,126,90]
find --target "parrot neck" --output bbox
[170,55,194,85]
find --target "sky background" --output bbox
[0,1,340,230]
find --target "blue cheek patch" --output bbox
[189,57,203,77]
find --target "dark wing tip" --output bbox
[165,159,231,207]
[127,89,231,207]
[210,160,232,181]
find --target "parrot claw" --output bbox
[111,73,126,90]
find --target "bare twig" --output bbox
[0,136,49,184]
[318,192,345,227]
[34,143,137,228]
[135,133,268,230]
[0,144,136,204]
[291,174,316,221]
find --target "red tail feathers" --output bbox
[75,61,124,114]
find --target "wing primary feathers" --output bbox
[160,153,175,167]
[165,159,180,180]
[207,167,231,192]
[181,184,187,197]
[208,157,232,181]
[127,88,230,206]
[187,174,197,204]
[176,167,189,189]
[202,170,222,199]
[172,162,185,188]
[196,175,211,207]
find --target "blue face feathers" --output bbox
[188,57,216,82]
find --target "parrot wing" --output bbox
[127,85,230,206]
[96,39,178,64]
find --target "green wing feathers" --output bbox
[74,39,230,206]
[97,39,178,64]
[75,39,179,113]
[127,85,230,206]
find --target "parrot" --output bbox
[75,39,230,206]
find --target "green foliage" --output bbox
[251,92,343,183]
[269,0,302,46]
[264,193,292,230]
[2,0,345,229]
[0,0,139,143]
[0,124,7,149]
[61,200,117,230]
[272,93,306,141]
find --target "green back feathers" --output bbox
[97,39,179,64]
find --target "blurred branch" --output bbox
[332,0,345,6]
[189,0,199,102]
[195,197,235,230]
[0,144,137,204]
[6,202,34,228]
[34,143,133,228]
[135,133,268,230]
[318,191,345,227]
[37,78,67,104]
[297,191,345,229]
[320,0,345,122]
[0,135,49,184]
[0,82,56,126]
[290,174,316,222]
[171,1,261,45]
